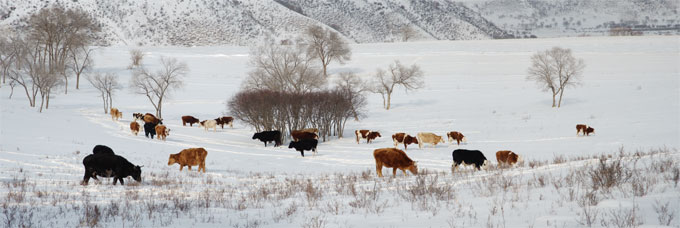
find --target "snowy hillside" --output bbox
[0,36,678,227]
[2,0,676,46]
[462,0,680,38]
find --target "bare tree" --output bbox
[242,43,325,93]
[28,5,99,95]
[128,49,144,69]
[130,56,188,119]
[87,72,120,113]
[70,46,94,90]
[371,60,425,110]
[0,35,16,86]
[303,25,352,77]
[8,37,62,112]
[334,72,368,121]
[397,24,418,42]
[527,47,585,108]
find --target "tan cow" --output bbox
[416,132,445,149]
[168,148,208,173]
[130,121,141,136]
[373,148,418,177]
[110,108,123,121]
[496,150,522,167]
[446,131,467,145]
[155,124,170,141]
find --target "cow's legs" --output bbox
[376,163,383,177]
[179,165,184,171]
[299,149,305,157]
[392,167,398,177]
[402,169,408,176]
[82,171,91,185]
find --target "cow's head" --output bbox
[131,165,142,182]
[168,154,179,165]
[438,136,445,143]
[288,141,295,148]
[200,120,206,127]
[252,133,259,140]
[482,159,490,170]
[408,162,418,175]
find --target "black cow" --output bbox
[288,139,318,157]
[144,122,158,139]
[93,145,114,155]
[451,149,488,173]
[252,130,282,147]
[82,146,142,185]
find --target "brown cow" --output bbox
[215,116,234,128]
[130,121,141,136]
[417,132,445,149]
[300,128,318,134]
[576,124,595,136]
[446,131,467,145]
[392,133,418,151]
[155,124,170,141]
[291,130,319,142]
[496,150,522,167]
[373,148,418,177]
[585,127,595,136]
[367,132,381,143]
[168,148,208,173]
[143,113,162,124]
[182,115,200,127]
[356,130,371,144]
[110,108,123,121]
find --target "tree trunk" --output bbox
[46,89,50,109]
[39,93,45,113]
[63,76,68,94]
[551,87,557,107]
[102,94,107,113]
[156,98,162,119]
[558,88,565,108]
[386,92,392,110]
[322,64,328,77]
[76,74,80,89]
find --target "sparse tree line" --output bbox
[0,6,99,112]
[228,89,359,141]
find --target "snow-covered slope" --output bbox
[462,0,680,38]
[4,0,676,46]
[0,36,678,227]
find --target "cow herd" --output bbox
[84,108,596,184]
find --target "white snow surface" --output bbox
[0,36,679,227]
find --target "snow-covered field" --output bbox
[0,36,678,227]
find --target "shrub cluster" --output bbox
[227,89,360,141]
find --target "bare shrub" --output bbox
[589,158,632,193]
[129,49,144,69]
[553,155,567,164]
[227,89,359,140]
[600,204,643,228]
[301,215,327,228]
[652,200,676,226]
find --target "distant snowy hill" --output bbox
[1,0,677,46]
